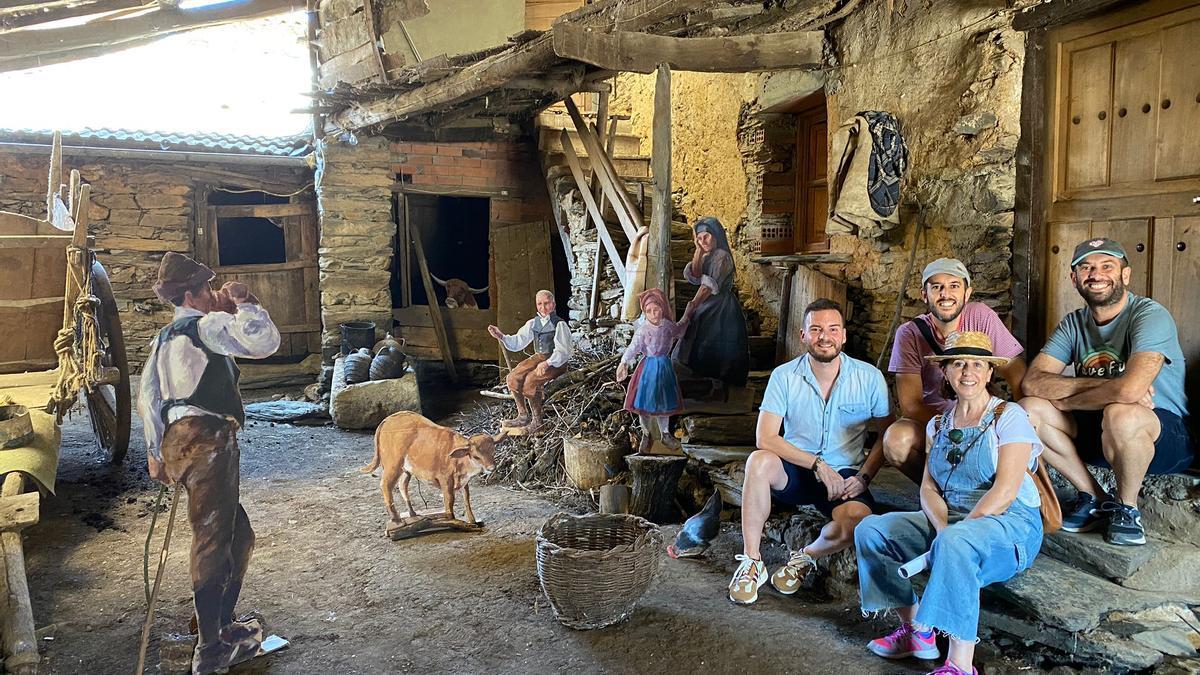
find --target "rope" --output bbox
[136,486,181,675]
[47,247,104,422]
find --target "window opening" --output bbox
[395,194,491,310]
[209,188,288,266]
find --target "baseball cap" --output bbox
[1071,237,1127,267]
[921,258,971,287]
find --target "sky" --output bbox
[0,11,313,138]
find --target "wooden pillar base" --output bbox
[627,455,687,524]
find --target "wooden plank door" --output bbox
[492,220,555,339]
[1042,0,1200,436]
[195,199,320,358]
[1151,216,1200,414]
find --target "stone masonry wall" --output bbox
[316,135,554,360]
[612,1,1030,361]
[316,136,395,360]
[0,149,311,369]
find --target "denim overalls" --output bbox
[854,399,1044,641]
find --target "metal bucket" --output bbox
[339,321,376,356]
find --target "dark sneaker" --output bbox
[1061,492,1105,533]
[1105,503,1147,546]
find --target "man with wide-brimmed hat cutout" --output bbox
[137,252,280,673]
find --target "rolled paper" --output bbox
[898,552,931,579]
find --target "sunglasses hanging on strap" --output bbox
[933,402,1062,533]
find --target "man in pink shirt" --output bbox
[882,258,1026,483]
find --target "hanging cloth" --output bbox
[828,110,909,238]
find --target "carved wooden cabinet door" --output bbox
[1042,0,1200,415]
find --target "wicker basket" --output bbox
[536,512,663,630]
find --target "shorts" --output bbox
[771,462,876,518]
[1074,408,1196,474]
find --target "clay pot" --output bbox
[343,348,373,385]
[371,335,405,355]
[369,345,407,381]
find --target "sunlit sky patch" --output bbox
[0,11,312,138]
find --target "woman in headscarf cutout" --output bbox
[673,216,750,388]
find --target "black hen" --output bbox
[668,491,722,559]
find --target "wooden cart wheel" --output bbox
[85,259,131,464]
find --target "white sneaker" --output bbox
[728,554,768,605]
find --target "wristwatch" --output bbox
[857,471,873,486]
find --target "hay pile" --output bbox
[455,328,637,489]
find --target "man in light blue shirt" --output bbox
[729,298,892,605]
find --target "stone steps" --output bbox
[981,554,1200,670]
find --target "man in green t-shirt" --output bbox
[1022,238,1194,546]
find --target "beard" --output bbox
[809,343,842,363]
[1075,276,1126,308]
[927,298,966,323]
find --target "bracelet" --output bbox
[857,471,873,486]
[812,457,825,474]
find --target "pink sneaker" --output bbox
[927,659,977,675]
[867,623,940,660]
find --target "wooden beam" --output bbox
[560,130,627,286]
[360,0,388,83]
[330,0,702,131]
[1012,0,1141,31]
[587,92,610,320]
[211,203,316,218]
[409,212,458,382]
[553,25,824,74]
[0,0,150,33]
[0,493,38,534]
[0,473,38,674]
[650,63,672,294]
[0,0,304,72]
[562,98,642,241]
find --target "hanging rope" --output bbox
[47,247,103,422]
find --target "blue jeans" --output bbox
[854,503,1042,641]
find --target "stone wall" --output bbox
[612,1,1029,360]
[0,148,311,369]
[315,134,554,359]
[825,0,1026,359]
[316,136,396,360]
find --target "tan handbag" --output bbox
[1027,458,1062,534]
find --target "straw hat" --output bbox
[923,331,1010,366]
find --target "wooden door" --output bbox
[795,101,830,253]
[492,220,555,338]
[1042,0,1200,421]
[195,199,320,358]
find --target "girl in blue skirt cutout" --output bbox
[616,289,690,453]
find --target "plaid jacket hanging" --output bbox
[859,110,909,218]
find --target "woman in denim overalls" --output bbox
[854,332,1044,675]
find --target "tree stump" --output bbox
[599,484,631,514]
[627,455,687,524]
[563,437,625,489]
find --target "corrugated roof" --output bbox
[0,127,311,157]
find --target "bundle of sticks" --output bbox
[456,332,636,488]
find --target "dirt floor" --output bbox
[21,386,1044,675]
